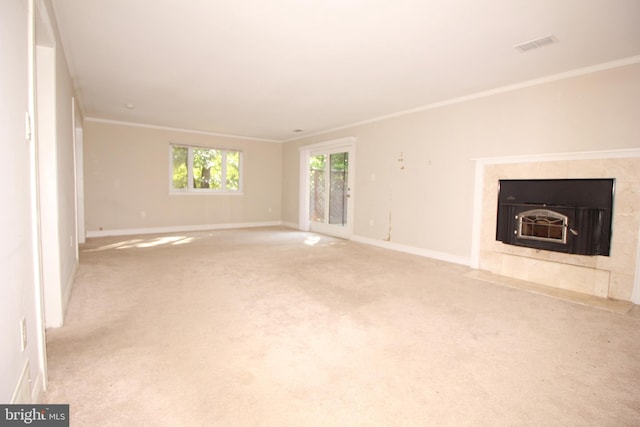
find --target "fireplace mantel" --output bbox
[471,150,640,303]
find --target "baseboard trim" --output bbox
[30,369,45,404]
[86,221,283,238]
[281,221,300,230]
[352,235,470,266]
[61,260,78,323]
[11,361,31,404]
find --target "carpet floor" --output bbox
[44,227,640,426]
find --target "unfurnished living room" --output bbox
[2,0,640,426]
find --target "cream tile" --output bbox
[531,248,597,268]
[612,181,640,216]
[546,264,593,295]
[533,160,572,179]
[478,250,501,273]
[483,165,501,184]
[593,270,611,298]
[607,215,640,274]
[511,162,539,178]
[565,159,606,178]
[466,270,633,314]
[603,158,640,183]
[503,254,539,281]
[495,163,531,179]
[500,253,606,296]
[608,272,635,301]
[481,229,498,249]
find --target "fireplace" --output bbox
[496,179,614,256]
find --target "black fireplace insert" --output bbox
[495,179,614,256]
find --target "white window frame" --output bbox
[169,143,243,194]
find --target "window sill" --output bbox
[169,191,244,196]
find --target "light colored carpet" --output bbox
[44,227,640,426]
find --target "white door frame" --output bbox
[28,0,51,395]
[298,137,356,239]
[36,40,64,329]
[72,99,85,245]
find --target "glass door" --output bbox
[308,150,352,238]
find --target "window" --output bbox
[170,144,241,193]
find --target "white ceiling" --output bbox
[51,0,640,142]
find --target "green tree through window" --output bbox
[171,145,242,192]
[172,146,188,189]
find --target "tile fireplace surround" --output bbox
[476,152,640,302]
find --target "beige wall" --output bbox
[282,62,640,267]
[84,121,282,234]
[50,0,79,325]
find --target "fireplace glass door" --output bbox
[517,209,568,244]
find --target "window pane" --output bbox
[309,154,326,222]
[171,146,188,189]
[329,152,348,225]
[226,151,240,190]
[193,148,222,189]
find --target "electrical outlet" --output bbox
[20,318,27,351]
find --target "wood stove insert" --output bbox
[495,179,614,256]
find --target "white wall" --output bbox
[282,61,640,267]
[0,0,45,402]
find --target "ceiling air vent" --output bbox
[514,35,558,53]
